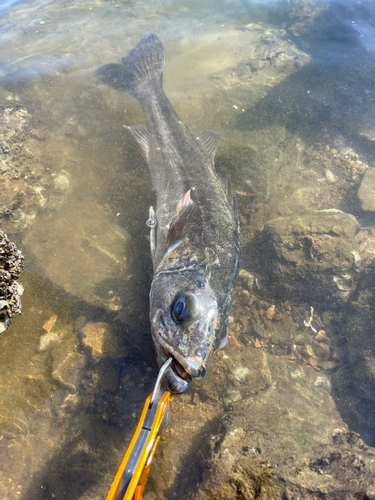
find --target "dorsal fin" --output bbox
[167,190,194,247]
[192,130,222,164]
[125,125,149,160]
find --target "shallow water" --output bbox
[1,0,375,499]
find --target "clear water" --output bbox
[1,0,375,498]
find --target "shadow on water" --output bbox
[18,350,156,500]
[167,417,225,500]
[236,1,375,167]
[20,435,103,500]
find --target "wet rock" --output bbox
[204,459,277,500]
[93,363,121,396]
[0,229,24,334]
[332,262,375,446]
[232,118,369,241]
[39,330,61,351]
[192,392,200,406]
[197,380,375,499]
[23,201,134,311]
[286,0,328,37]
[0,105,72,234]
[255,210,360,304]
[39,314,75,352]
[148,340,375,499]
[43,313,57,332]
[231,270,341,373]
[80,321,128,359]
[358,167,375,211]
[52,351,86,392]
[236,23,311,78]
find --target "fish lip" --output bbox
[166,365,192,394]
[153,332,204,378]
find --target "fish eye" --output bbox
[172,292,201,325]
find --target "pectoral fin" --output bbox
[146,206,157,259]
[167,190,193,247]
[218,327,228,349]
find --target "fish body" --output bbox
[97,34,241,393]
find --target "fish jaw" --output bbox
[153,341,192,393]
[151,305,216,393]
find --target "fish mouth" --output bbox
[170,356,191,381]
[153,341,192,394]
[154,332,206,378]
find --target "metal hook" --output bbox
[150,357,172,405]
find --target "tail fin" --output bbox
[96,34,165,98]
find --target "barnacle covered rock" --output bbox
[0,229,24,333]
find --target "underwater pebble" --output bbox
[358,167,375,211]
[314,375,331,390]
[305,345,314,356]
[352,250,361,267]
[232,366,250,381]
[308,357,318,369]
[43,314,57,332]
[266,305,276,319]
[326,169,336,183]
[192,393,200,405]
[81,322,115,359]
[317,342,330,358]
[224,389,242,406]
[53,173,70,190]
[52,352,86,391]
[39,331,60,351]
[314,330,327,341]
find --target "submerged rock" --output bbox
[146,341,375,499]
[52,351,86,392]
[199,380,375,499]
[0,229,24,334]
[358,167,375,211]
[23,201,134,311]
[0,105,73,234]
[80,321,128,360]
[332,262,375,447]
[255,210,360,304]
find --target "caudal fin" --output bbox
[96,34,165,98]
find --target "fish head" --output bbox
[150,270,218,393]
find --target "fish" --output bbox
[97,34,241,393]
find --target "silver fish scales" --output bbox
[97,34,241,392]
